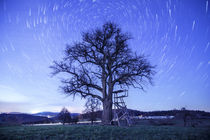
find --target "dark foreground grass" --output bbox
[0,125,210,140]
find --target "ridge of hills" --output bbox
[1,109,210,125]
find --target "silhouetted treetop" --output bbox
[50,22,155,124]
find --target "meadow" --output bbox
[0,124,210,140]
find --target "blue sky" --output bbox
[0,0,210,113]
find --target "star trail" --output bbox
[0,0,209,113]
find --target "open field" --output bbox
[0,125,210,140]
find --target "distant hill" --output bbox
[1,109,210,125]
[7,112,23,114]
[0,113,52,125]
[33,112,59,118]
[0,111,81,125]
[127,109,210,118]
[33,112,80,118]
[81,109,210,119]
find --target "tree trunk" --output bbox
[91,112,94,125]
[102,98,112,124]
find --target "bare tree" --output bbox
[50,22,155,124]
[71,115,79,124]
[58,107,71,125]
[84,97,101,124]
[181,107,190,127]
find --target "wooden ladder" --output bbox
[112,90,132,126]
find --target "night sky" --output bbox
[0,0,209,113]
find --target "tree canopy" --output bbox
[57,107,71,125]
[51,22,155,124]
[84,97,101,124]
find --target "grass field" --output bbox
[0,125,210,140]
